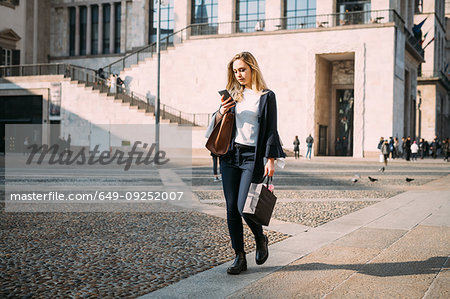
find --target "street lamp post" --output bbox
[155,0,161,154]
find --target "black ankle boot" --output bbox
[255,235,269,265]
[227,252,247,275]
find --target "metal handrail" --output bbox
[102,25,192,76]
[0,63,210,127]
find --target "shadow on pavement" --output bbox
[281,256,449,277]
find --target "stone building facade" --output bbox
[1,0,449,157]
[415,0,449,142]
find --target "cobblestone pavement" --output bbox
[1,159,448,298]
[208,200,379,228]
[0,209,289,298]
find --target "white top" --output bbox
[411,143,419,153]
[235,88,260,146]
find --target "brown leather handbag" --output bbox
[205,111,234,156]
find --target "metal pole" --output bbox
[155,0,161,154]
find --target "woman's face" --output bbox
[232,59,252,88]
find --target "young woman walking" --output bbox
[206,52,285,274]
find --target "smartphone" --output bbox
[218,89,233,102]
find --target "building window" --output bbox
[69,7,76,56]
[91,5,99,55]
[236,0,265,33]
[284,0,316,29]
[80,6,87,55]
[1,48,12,65]
[103,3,111,54]
[0,48,20,66]
[0,0,20,8]
[191,0,218,35]
[336,0,371,25]
[114,3,121,53]
[149,0,174,44]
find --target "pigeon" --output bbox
[352,178,359,183]
[406,178,414,182]
[368,176,378,182]
[379,166,385,172]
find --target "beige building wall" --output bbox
[419,83,438,140]
[118,25,398,157]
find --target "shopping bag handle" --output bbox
[263,175,272,187]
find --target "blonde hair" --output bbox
[226,52,268,102]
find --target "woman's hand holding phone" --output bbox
[219,95,235,115]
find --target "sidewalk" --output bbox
[144,174,450,299]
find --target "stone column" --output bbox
[75,5,80,56]
[63,7,69,56]
[33,0,38,63]
[86,5,92,55]
[316,0,336,27]
[110,2,116,54]
[98,4,104,54]
[266,0,283,31]
[218,0,234,34]
[174,0,189,40]
[120,0,127,53]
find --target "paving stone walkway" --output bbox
[1,157,449,298]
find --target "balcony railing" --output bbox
[406,31,425,59]
[190,9,396,35]
[0,63,211,127]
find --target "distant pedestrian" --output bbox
[401,137,406,159]
[66,134,71,153]
[109,73,117,94]
[410,141,418,161]
[377,137,384,151]
[419,138,425,159]
[430,137,438,159]
[293,136,300,159]
[306,134,313,160]
[388,137,394,160]
[435,136,442,157]
[423,139,430,157]
[117,75,125,93]
[381,139,389,168]
[23,137,30,155]
[97,68,106,79]
[442,138,449,162]
[405,136,411,161]
[342,136,348,156]
[394,137,400,158]
[335,137,342,156]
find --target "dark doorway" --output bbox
[318,125,327,155]
[336,89,354,156]
[0,95,43,153]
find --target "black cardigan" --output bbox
[228,89,286,183]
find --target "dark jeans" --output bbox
[212,155,218,175]
[220,146,264,253]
